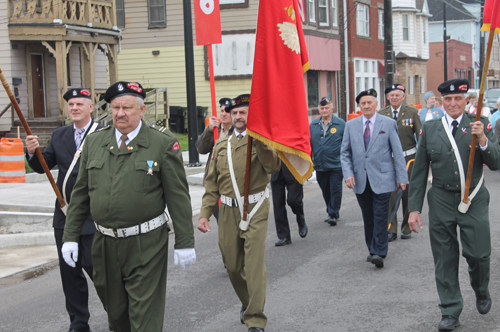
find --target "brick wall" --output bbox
[394,56,428,106]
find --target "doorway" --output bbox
[31,53,46,117]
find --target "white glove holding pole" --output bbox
[61,242,79,268]
[174,248,196,269]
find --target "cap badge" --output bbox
[80,89,91,97]
[458,84,468,91]
[73,90,77,96]
[450,85,455,91]
[118,84,124,91]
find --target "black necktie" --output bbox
[451,120,459,137]
[393,110,398,120]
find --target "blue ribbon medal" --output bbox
[147,160,154,176]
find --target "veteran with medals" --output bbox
[409,79,500,331]
[62,81,196,332]
[197,94,281,332]
[379,84,422,242]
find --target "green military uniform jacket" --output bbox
[63,121,194,249]
[200,134,281,219]
[409,113,500,212]
[379,104,422,152]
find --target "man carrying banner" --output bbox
[198,94,281,332]
[26,88,103,332]
[409,79,500,331]
[310,97,346,225]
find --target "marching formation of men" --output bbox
[24,76,499,332]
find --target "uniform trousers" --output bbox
[219,199,269,329]
[355,179,391,257]
[54,228,93,332]
[316,169,343,219]
[91,224,169,332]
[271,169,305,240]
[388,154,414,235]
[428,186,491,318]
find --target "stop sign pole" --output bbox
[194,0,222,141]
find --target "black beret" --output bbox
[63,88,92,102]
[319,97,331,106]
[438,79,469,96]
[356,89,378,104]
[104,81,146,103]
[226,94,250,113]
[219,97,232,107]
[384,84,406,95]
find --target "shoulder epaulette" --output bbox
[95,125,110,132]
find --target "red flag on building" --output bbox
[247,0,312,184]
[481,0,500,33]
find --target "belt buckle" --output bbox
[112,228,118,238]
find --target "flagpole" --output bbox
[462,31,495,204]
[207,45,219,141]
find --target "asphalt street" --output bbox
[1,168,500,332]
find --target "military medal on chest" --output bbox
[147,160,154,176]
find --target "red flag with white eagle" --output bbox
[247,0,312,184]
[481,0,500,33]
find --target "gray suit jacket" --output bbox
[341,113,408,194]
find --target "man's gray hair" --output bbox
[136,97,145,108]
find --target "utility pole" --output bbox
[384,0,393,104]
[443,2,448,81]
[479,2,485,88]
[182,0,200,166]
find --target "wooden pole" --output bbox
[207,45,219,141]
[242,136,253,221]
[0,67,67,211]
[463,31,495,204]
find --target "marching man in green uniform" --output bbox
[379,84,422,241]
[197,94,281,332]
[409,79,500,331]
[62,81,196,332]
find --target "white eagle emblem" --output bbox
[277,6,301,55]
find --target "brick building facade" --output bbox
[394,54,428,105]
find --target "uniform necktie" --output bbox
[237,134,242,140]
[393,110,398,120]
[364,120,370,150]
[451,120,459,137]
[74,128,85,149]
[119,134,128,151]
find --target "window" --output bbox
[327,72,333,101]
[421,76,425,93]
[308,0,316,23]
[319,0,329,26]
[355,60,360,72]
[409,76,414,94]
[402,14,409,41]
[364,60,369,73]
[378,10,384,39]
[116,0,125,29]
[423,23,427,44]
[331,0,338,27]
[148,0,166,29]
[307,70,319,107]
[354,57,380,106]
[357,4,369,37]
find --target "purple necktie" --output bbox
[364,120,370,150]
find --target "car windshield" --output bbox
[486,90,500,99]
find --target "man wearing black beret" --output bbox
[409,79,500,331]
[25,88,104,332]
[341,89,408,268]
[62,81,196,332]
[379,84,421,243]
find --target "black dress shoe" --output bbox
[476,291,492,314]
[327,217,337,226]
[401,233,412,239]
[298,225,308,238]
[275,238,292,246]
[366,255,373,262]
[68,329,91,332]
[248,328,264,332]
[240,305,246,324]
[371,255,384,268]
[438,315,460,331]
[388,233,397,242]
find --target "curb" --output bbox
[0,232,55,248]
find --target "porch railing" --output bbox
[9,0,116,30]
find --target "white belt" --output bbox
[403,147,417,157]
[95,213,167,238]
[220,190,269,207]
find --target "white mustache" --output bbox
[116,116,129,122]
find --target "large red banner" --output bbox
[194,0,222,46]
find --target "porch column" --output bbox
[55,41,67,117]
[107,43,119,84]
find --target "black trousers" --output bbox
[271,167,306,240]
[54,228,94,332]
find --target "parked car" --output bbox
[485,88,500,112]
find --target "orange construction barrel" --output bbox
[347,112,361,121]
[0,138,26,183]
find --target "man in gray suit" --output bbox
[341,89,408,268]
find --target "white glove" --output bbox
[61,242,79,268]
[174,248,196,269]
